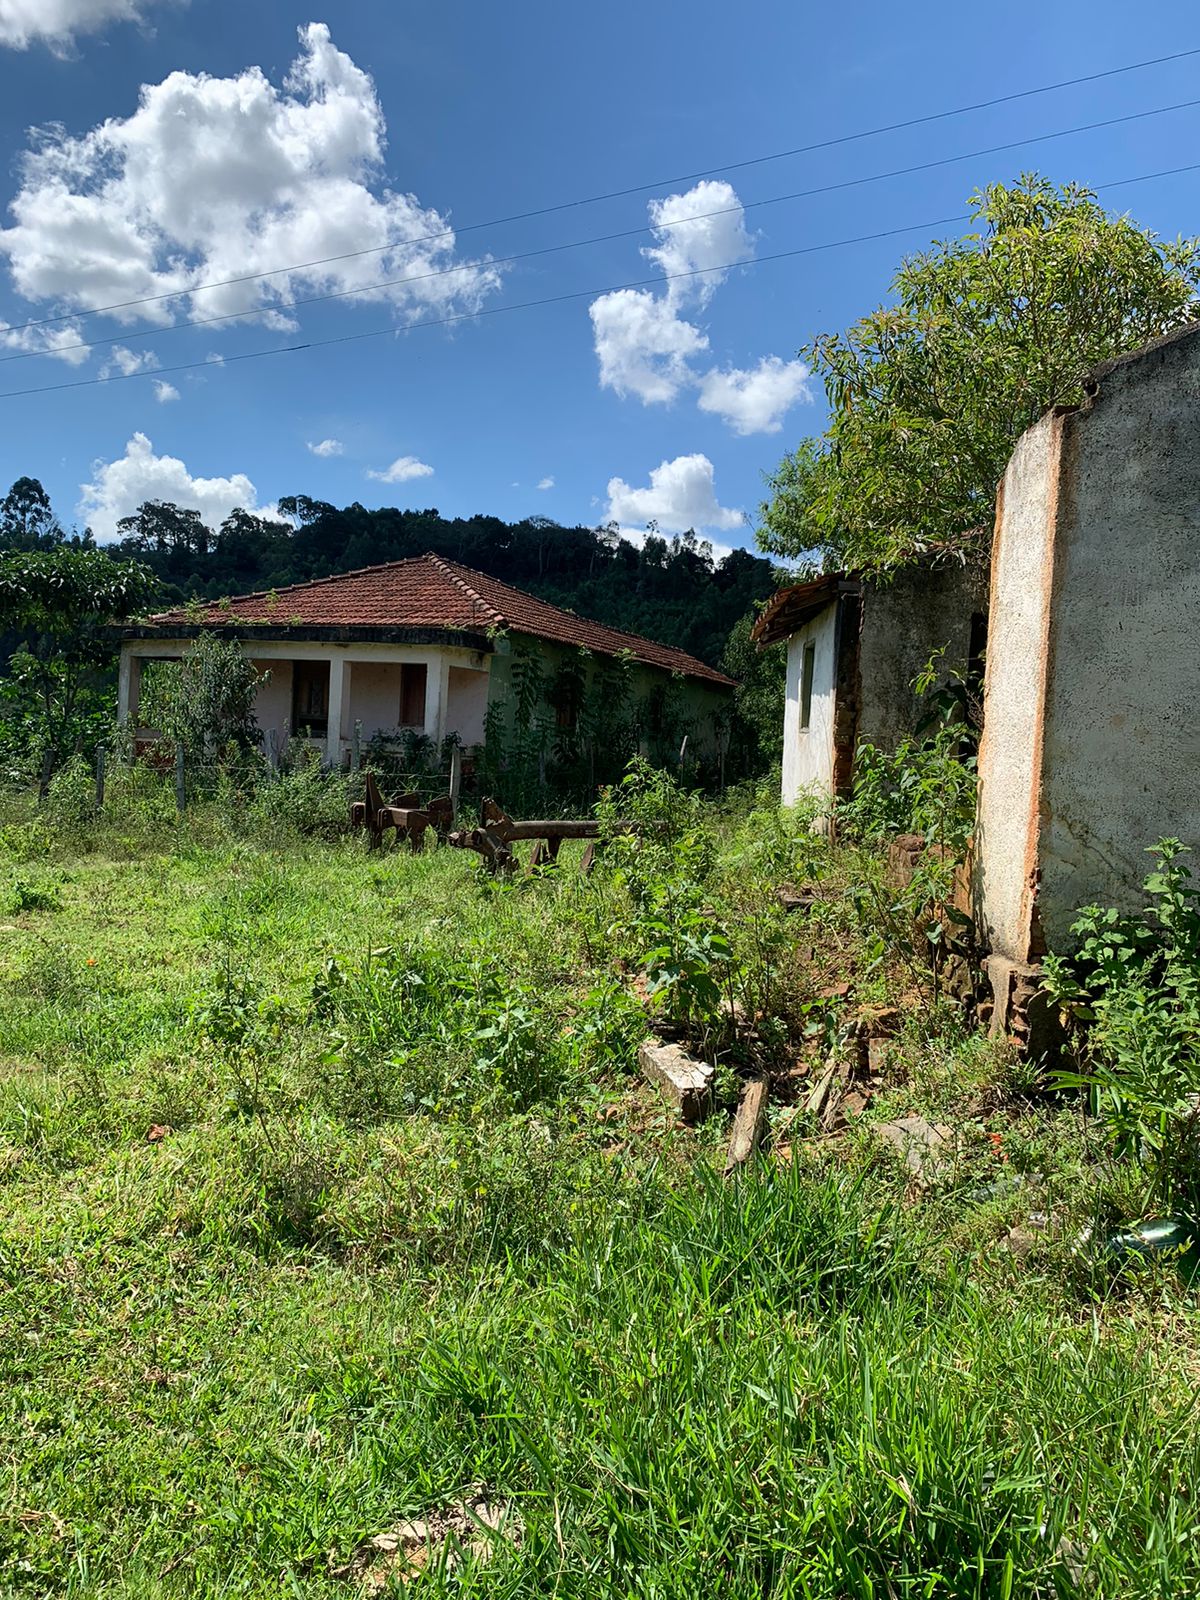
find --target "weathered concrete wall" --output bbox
[974,413,1063,963]
[1038,329,1200,946]
[977,322,1200,959]
[781,601,837,806]
[858,561,989,752]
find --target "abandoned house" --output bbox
[974,321,1200,1027]
[116,552,735,764]
[752,560,989,809]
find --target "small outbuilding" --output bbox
[752,560,988,809]
[974,321,1200,1026]
[116,552,735,765]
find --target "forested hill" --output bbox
[106,495,782,669]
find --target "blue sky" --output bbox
[0,0,1198,553]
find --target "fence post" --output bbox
[449,744,461,815]
[351,720,362,773]
[266,727,279,772]
[174,745,186,813]
[94,745,106,811]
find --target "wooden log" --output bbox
[724,1076,768,1177]
[804,1059,838,1120]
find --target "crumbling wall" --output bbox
[976,322,1200,970]
[857,561,989,753]
[974,412,1063,965]
[1036,329,1200,947]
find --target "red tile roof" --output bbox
[148,553,735,686]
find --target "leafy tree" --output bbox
[0,477,62,550]
[722,611,787,773]
[139,632,265,760]
[0,547,157,789]
[759,175,1200,573]
[116,499,211,557]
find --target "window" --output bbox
[799,642,816,731]
[292,660,329,736]
[400,662,427,728]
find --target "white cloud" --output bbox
[0,0,173,52]
[307,437,343,457]
[589,180,792,427]
[589,287,707,405]
[605,453,744,536]
[644,180,754,309]
[153,379,178,403]
[366,455,433,484]
[100,343,158,378]
[0,317,90,365]
[79,432,270,542]
[537,475,554,491]
[0,23,500,336]
[696,355,812,435]
[589,182,750,407]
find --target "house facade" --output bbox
[116,552,734,765]
[752,561,988,809]
[974,322,1200,997]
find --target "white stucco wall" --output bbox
[348,661,404,734]
[974,412,1062,963]
[781,602,838,807]
[448,665,489,746]
[251,658,292,736]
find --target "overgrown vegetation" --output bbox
[1045,841,1200,1217]
[1,761,1197,1597]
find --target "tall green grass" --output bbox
[0,783,1196,1596]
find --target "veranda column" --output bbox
[422,656,450,747]
[326,653,346,766]
[117,651,140,727]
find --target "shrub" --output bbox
[1044,840,1200,1213]
[140,632,265,761]
[246,751,355,839]
[840,726,976,857]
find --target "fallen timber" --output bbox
[447,798,634,874]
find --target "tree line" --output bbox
[0,476,780,673]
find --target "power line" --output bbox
[4,42,1200,338]
[6,94,1200,368]
[5,157,1199,403]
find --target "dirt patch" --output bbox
[331,1489,522,1589]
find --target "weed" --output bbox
[1045,839,1200,1213]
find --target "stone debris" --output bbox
[638,1039,714,1123]
[874,1115,957,1185]
[331,1490,521,1589]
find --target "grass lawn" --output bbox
[0,785,1197,1597]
